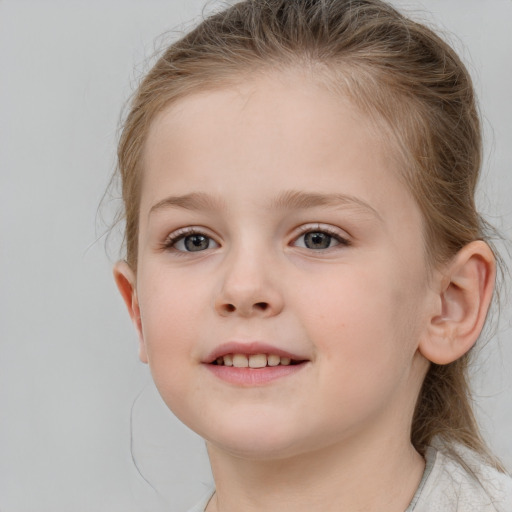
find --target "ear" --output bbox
[113,261,148,364]
[419,241,496,365]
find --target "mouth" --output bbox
[204,341,308,367]
[204,342,309,385]
[212,353,303,368]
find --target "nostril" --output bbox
[217,301,273,316]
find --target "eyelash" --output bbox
[161,225,351,253]
[162,227,219,254]
[293,224,351,250]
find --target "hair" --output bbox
[116,0,502,469]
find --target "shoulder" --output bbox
[185,488,215,512]
[412,442,512,512]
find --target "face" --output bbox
[120,72,437,460]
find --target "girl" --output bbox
[112,0,512,510]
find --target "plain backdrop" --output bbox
[1,1,511,511]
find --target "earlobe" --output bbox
[419,241,496,365]
[113,261,149,364]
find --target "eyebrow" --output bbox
[269,190,381,220]
[149,192,226,217]
[148,189,381,221]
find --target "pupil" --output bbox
[185,235,209,251]
[304,232,331,249]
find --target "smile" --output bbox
[213,353,299,368]
[204,343,309,386]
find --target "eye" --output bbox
[296,231,338,250]
[165,230,219,252]
[293,228,349,250]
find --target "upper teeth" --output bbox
[215,354,293,368]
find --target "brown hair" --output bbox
[116,0,501,468]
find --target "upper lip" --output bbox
[204,341,308,364]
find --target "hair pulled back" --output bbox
[117,0,499,466]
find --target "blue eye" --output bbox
[294,229,346,250]
[168,232,219,252]
[304,232,335,249]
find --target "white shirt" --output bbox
[406,443,512,512]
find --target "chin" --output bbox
[167,393,328,460]
[198,417,316,461]
[209,435,305,461]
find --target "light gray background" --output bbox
[1,1,511,511]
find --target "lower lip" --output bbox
[205,363,307,386]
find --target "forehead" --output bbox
[141,72,421,231]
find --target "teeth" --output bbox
[232,354,249,368]
[267,354,280,367]
[249,354,267,368]
[215,353,297,367]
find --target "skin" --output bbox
[114,71,495,512]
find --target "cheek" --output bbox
[295,272,424,432]
[298,262,426,376]
[138,265,204,337]
[136,270,205,395]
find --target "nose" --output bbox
[214,247,284,318]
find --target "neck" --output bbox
[205,430,425,512]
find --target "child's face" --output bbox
[126,72,436,459]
